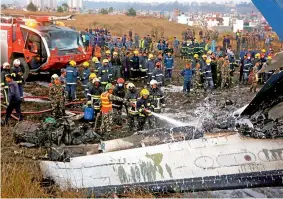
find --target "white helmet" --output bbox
[13,59,21,66]
[127,82,135,89]
[150,80,158,86]
[3,62,10,69]
[51,74,59,80]
[92,78,100,83]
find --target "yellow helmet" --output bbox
[113,52,118,56]
[267,56,272,60]
[202,54,207,58]
[206,59,211,64]
[89,73,97,79]
[134,50,139,55]
[106,50,111,54]
[255,53,260,58]
[92,57,98,62]
[69,60,76,67]
[207,50,212,54]
[102,59,109,63]
[83,61,90,67]
[140,88,149,96]
[261,49,266,53]
[194,54,199,58]
[148,54,154,59]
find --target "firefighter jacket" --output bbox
[11,67,23,85]
[1,69,10,89]
[125,90,139,115]
[66,66,78,85]
[130,56,140,71]
[81,68,91,86]
[149,87,165,109]
[113,85,126,109]
[147,60,156,74]
[98,65,111,85]
[137,97,153,117]
[244,59,253,73]
[152,68,165,85]
[204,64,213,79]
[88,85,103,110]
[164,56,174,69]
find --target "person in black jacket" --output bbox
[1,62,11,105]
[112,78,126,126]
[3,74,23,125]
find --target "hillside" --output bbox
[2,10,191,38]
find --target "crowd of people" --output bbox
[1,27,282,132]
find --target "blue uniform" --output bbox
[81,68,91,97]
[164,55,174,80]
[180,68,193,93]
[66,65,78,100]
[243,59,252,84]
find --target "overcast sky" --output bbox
[84,0,251,2]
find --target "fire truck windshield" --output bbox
[42,30,83,51]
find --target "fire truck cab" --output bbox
[1,15,92,80]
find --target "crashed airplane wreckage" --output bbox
[39,69,283,196]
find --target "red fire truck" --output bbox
[0,15,92,80]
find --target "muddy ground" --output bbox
[1,65,282,197]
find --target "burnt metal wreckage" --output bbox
[10,55,283,196]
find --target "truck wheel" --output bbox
[17,57,30,81]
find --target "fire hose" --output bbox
[1,96,86,120]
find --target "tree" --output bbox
[57,6,64,12]
[108,7,113,13]
[62,3,69,12]
[100,8,108,14]
[26,2,37,12]
[1,4,7,9]
[126,7,136,16]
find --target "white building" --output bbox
[27,0,57,9]
[177,14,188,25]
[68,0,82,8]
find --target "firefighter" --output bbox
[1,62,11,105]
[112,78,126,126]
[181,41,188,59]
[11,59,24,100]
[152,62,165,87]
[87,78,103,114]
[243,55,252,85]
[146,53,156,84]
[139,52,148,83]
[66,60,78,101]
[130,50,140,81]
[149,80,165,113]
[3,74,23,125]
[98,59,111,89]
[49,74,65,118]
[81,61,91,97]
[85,73,97,96]
[100,83,133,133]
[137,88,154,131]
[91,57,101,74]
[125,83,139,131]
[164,52,174,82]
[187,40,194,60]
[203,59,214,91]
[111,51,122,81]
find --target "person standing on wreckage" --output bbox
[100,83,135,133]
[49,74,66,118]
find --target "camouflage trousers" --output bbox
[113,107,123,126]
[51,102,65,118]
[250,82,257,92]
[221,76,230,89]
[100,111,113,133]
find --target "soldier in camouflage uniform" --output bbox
[216,56,225,88]
[49,75,65,117]
[250,61,259,93]
[220,60,231,89]
[100,83,134,133]
[193,62,203,91]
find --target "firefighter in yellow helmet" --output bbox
[100,83,134,133]
[129,50,140,80]
[136,88,154,131]
[81,61,91,97]
[66,60,78,101]
[98,59,111,89]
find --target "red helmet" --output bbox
[117,78,125,84]
[156,62,161,66]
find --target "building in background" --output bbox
[68,0,82,8]
[27,0,57,10]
